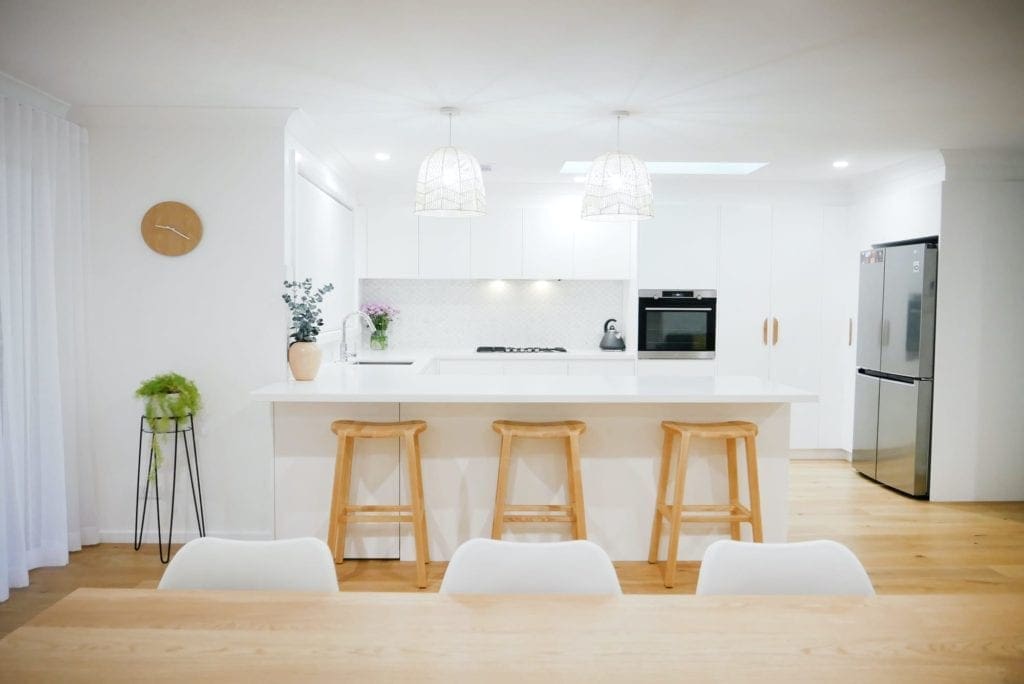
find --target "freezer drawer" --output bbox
[852,372,880,478]
[876,377,932,496]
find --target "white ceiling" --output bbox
[2,0,1023,191]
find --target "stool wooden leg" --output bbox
[405,432,428,588]
[744,434,764,543]
[566,433,587,540]
[411,432,430,565]
[663,432,690,588]
[328,435,355,564]
[491,432,512,539]
[648,429,674,564]
[726,438,742,541]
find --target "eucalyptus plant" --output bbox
[282,278,335,344]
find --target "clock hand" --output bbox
[154,224,192,240]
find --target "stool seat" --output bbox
[491,419,588,540]
[661,420,757,439]
[328,419,430,588]
[331,419,427,438]
[649,419,764,588]
[492,420,586,437]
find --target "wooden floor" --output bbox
[1,460,1022,637]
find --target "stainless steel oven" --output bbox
[638,289,716,359]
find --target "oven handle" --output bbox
[644,307,713,312]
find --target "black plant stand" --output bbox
[133,414,206,563]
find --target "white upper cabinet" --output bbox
[522,207,575,279]
[574,220,631,279]
[471,208,523,279]
[419,216,471,278]
[716,204,772,378]
[362,201,634,281]
[365,207,419,278]
[638,203,720,289]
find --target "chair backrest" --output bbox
[696,539,875,596]
[158,537,338,592]
[439,538,622,595]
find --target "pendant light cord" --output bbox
[616,114,622,152]
[448,112,454,146]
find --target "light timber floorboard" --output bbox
[1,460,1021,637]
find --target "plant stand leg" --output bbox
[183,415,206,537]
[134,423,155,551]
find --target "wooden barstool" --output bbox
[648,420,763,588]
[328,420,430,588]
[491,420,588,540]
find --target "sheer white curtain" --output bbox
[0,95,97,603]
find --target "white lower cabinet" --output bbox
[568,359,636,376]
[435,358,635,377]
[436,360,503,375]
[636,360,716,377]
[503,361,568,376]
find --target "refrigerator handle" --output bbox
[848,318,853,346]
[881,319,890,347]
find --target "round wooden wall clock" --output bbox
[140,201,203,256]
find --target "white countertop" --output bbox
[251,362,815,404]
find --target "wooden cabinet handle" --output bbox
[772,317,779,346]
[762,318,768,346]
[848,318,853,346]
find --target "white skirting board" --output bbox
[788,449,850,461]
[97,530,274,544]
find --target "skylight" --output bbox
[559,161,768,175]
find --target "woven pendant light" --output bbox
[581,111,653,221]
[415,107,486,217]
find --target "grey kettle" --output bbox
[600,318,626,351]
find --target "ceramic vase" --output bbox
[288,341,322,381]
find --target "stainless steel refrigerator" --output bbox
[852,238,938,496]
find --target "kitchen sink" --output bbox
[351,360,415,366]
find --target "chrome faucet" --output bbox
[341,311,376,363]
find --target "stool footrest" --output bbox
[343,514,414,524]
[344,504,411,513]
[657,503,753,522]
[504,504,573,512]
[503,514,576,523]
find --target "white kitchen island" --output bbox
[252,360,815,561]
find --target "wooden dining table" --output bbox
[0,588,1021,682]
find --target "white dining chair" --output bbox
[439,538,622,595]
[695,539,875,596]
[158,537,339,592]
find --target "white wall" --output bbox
[82,107,292,541]
[930,177,1024,501]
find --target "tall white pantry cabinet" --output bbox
[640,202,856,451]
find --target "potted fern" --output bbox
[282,278,335,380]
[136,372,202,475]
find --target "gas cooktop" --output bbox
[476,346,567,353]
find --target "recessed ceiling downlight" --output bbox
[833,160,850,169]
[374,152,391,161]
